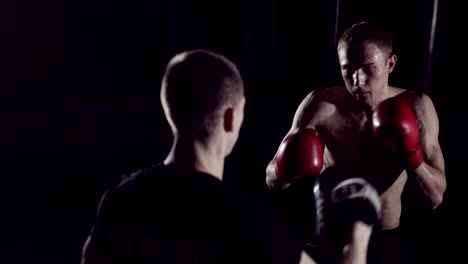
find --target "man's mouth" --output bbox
[354,91,370,100]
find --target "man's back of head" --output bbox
[160,50,244,141]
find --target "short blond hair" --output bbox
[161,50,244,138]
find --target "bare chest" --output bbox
[319,110,405,193]
[320,110,370,164]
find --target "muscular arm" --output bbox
[338,221,373,264]
[266,90,325,190]
[299,251,317,264]
[409,94,446,209]
[298,223,371,264]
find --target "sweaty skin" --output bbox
[267,43,445,229]
[267,86,445,229]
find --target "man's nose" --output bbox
[352,69,366,86]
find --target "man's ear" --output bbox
[224,107,234,132]
[388,54,397,73]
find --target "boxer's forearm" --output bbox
[410,162,446,209]
[266,160,275,183]
[299,251,317,264]
[266,160,291,190]
[338,221,372,264]
[266,160,279,189]
[339,221,372,264]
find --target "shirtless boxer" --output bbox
[266,22,447,264]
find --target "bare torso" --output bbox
[311,86,421,229]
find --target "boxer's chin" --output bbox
[354,93,373,109]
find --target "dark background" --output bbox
[0,0,464,263]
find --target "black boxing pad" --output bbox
[313,167,346,236]
[314,168,381,262]
[330,178,381,226]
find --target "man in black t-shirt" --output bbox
[82,163,307,263]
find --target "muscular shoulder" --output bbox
[393,88,437,117]
[308,86,348,104]
[293,86,346,129]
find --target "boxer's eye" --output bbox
[341,68,354,78]
[363,65,376,74]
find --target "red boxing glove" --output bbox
[372,97,424,169]
[275,128,324,183]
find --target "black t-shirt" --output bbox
[83,163,302,264]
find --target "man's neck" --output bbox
[163,137,225,180]
[370,85,393,111]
